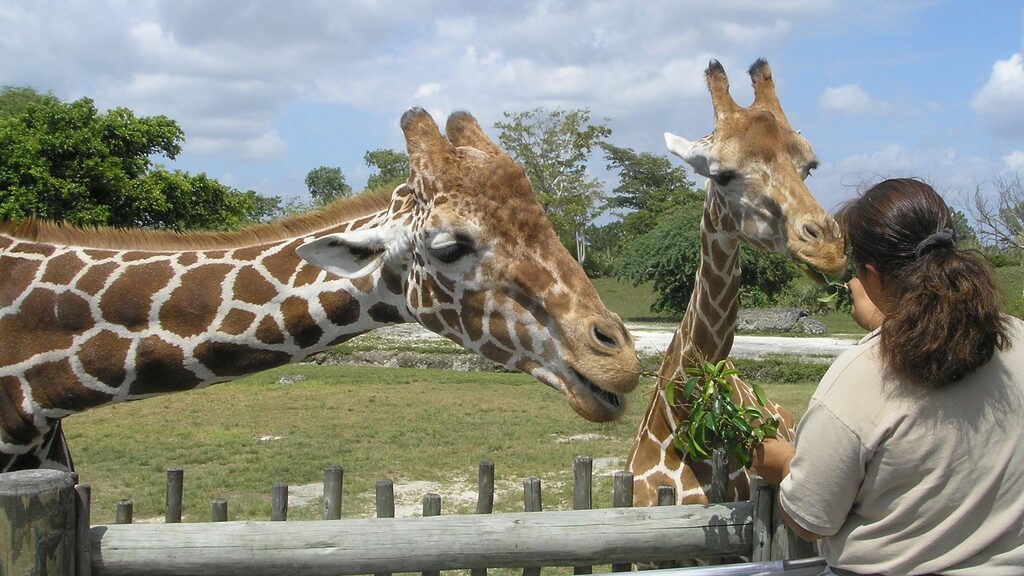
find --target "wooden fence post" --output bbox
[611,471,634,573]
[212,499,228,522]
[421,493,441,576]
[750,476,773,561]
[322,465,343,520]
[271,482,288,521]
[572,456,593,575]
[522,477,543,576]
[376,479,395,576]
[75,483,92,576]
[0,469,78,576]
[165,467,183,523]
[472,461,494,576]
[116,499,133,524]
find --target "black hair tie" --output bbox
[915,228,956,259]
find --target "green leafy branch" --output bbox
[666,359,779,468]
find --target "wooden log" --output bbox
[522,477,543,576]
[116,499,133,524]
[572,456,593,575]
[212,499,228,522]
[271,483,288,521]
[76,483,92,576]
[90,503,755,576]
[375,479,395,576]
[422,493,441,576]
[322,465,343,520]
[750,476,773,562]
[165,467,183,523]
[610,471,634,573]
[709,449,728,503]
[656,486,677,570]
[472,461,494,576]
[0,469,77,576]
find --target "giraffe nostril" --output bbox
[591,322,621,350]
[802,222,822,241]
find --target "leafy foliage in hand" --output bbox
[667,359,779,468]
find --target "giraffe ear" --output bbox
[665,132,716,179]
[296,227,403,279]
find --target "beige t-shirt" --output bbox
[780,317,1024,575]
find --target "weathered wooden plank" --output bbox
[472,461,494,576]
[611,471,634,573]
[90,503,755,576]
[165,467,183,523]
[750,476,773,562]
[573,456,593,576]
[116,499,133,524]
[322,465,343,520]
[0,469,77,576]
[212,499,228,522]
[270,483,287,521]
[76,483,93,576]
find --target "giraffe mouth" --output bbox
[567,368,625,421]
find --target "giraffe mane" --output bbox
[0,188,393,250]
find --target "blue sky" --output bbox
[2,1,1023,216]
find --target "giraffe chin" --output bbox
[529,365,627,422]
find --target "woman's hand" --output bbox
[749,437,796,486]
[849,277,885,331]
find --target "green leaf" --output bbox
[750,381,769,407]
[682,377,700,401]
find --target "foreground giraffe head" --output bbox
[298,108,639,421]
[665,59,846,277]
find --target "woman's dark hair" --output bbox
[839,178,1010,387]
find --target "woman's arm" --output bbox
[750,438,826,542]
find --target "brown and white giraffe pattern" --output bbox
[627,60,846,507]
[0,108,639,472]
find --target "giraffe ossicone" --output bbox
[0,107,639,473]
[627,59,847,509]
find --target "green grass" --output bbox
[588,277,677,322]
[66,360,819,525]
[996,265,1023,317]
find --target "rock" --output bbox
[735,308,807,333]
[791,317,827,335]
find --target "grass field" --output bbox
[67,360,820,525]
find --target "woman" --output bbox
[753,178,1024,575]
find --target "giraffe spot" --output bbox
[515,324,534,353]
[0,289,73,366]
[319,290,361,327]
[160,264,233,338]
[350,275,374,294]
[204,250,227,260]
[256,316,285,344]
[40,251,86,286]
[83,249,114,261]
[487,312,513,349]
[479,342,512,366]
[440,308,462,334]
[234,266,277,305]
[194,341,291,378]
[512,258,556,295]
[177,253,198,267]
[121,251,156,262]
[27,359,112,412]
[55,291,94,333]
[12,242,55,257]
[293,263,321,287]
[78,330,130,387]
[0,376,37,445]
[368,302,403,324]
[231,246,264,262]
[130,336,201,395]
[419,311,444,335]
[219,308,256,336]
[544,290,572,318]
[100,261,174,331]
[75,261,119,295]
[381,265,404,295]
[0,256,40,307]
[263,240,304,284]
[0,235,12,250]
[281,296,323,348]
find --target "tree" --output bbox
[602,143,702,243]
[364,148,409,191]
[495,108,611,256]
[0,88,282,230]
[967,172,1024,261]
[615,201,796,315]
[304,166,351,205]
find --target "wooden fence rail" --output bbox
[1,453,817,576]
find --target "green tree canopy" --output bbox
[305,165,351,206]
[495,108,610,252]
[602,142,702,243]
[364,148,409,191]
[0,87,282,230]
[615,200,796,315]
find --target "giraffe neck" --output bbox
[0,202,412,471]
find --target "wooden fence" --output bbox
[1,455,819,576]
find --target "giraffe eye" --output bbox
[713,170,737,187]
[429,232,475,263]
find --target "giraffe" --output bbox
[627,60,847,507]
[0,108,639,473]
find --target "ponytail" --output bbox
[840,178,1010,388]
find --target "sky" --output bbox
[2,0,1023,218]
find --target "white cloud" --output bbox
[971,53,1024,138]
[414,83,442,99]
[818,84,887,114]
[1004,151,1024,171]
